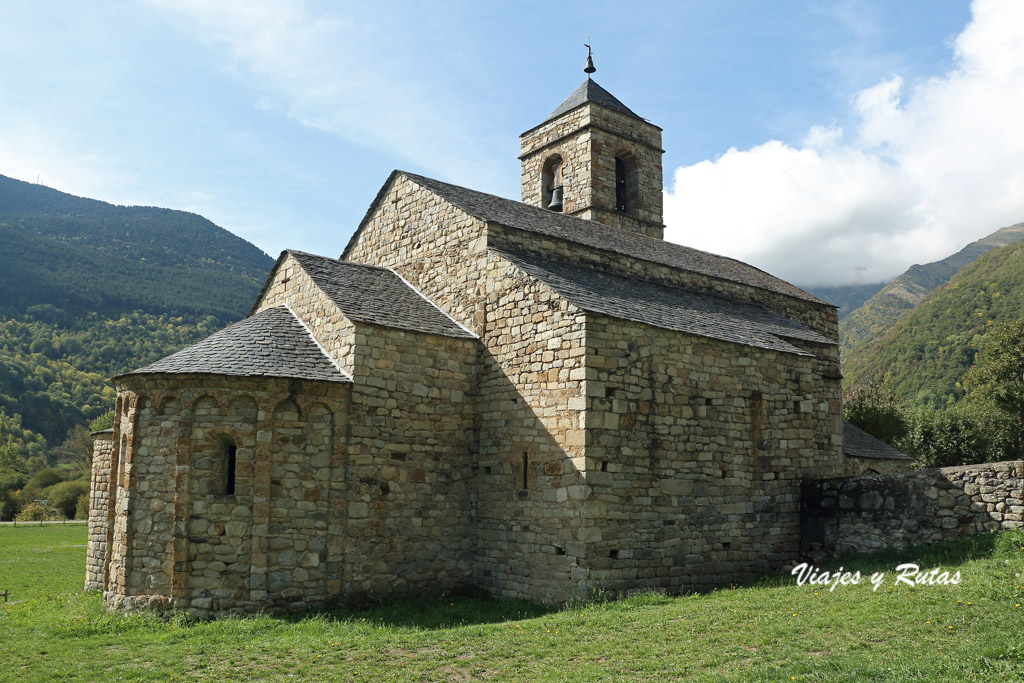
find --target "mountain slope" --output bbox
[0,175,275,447]
[0,174,272,322]
[843,238,1024,406]
[840,222,1024,358]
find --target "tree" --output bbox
[89,410,114,432]
[52,424,93,468]
[962,318,1024,458]
[901,402,1015,469]
[843,381,909,447]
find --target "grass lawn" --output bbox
[0,525,1022,681]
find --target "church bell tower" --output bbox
[519,49,665,239]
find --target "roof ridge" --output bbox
[287,248,395,273]
[282,302,353,381]
[397,171,829,306]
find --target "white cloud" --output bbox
[664,0,1024,287]
[145,0,506,190]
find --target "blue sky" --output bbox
[3,1,1021,287]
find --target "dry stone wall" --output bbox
[802,460,1024,556]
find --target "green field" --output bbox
[1,525,1022,681]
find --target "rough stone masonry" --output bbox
[87,72,929,618]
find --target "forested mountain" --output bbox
[0,174,274,452]
[0,174,272,321]
[843,237,1024,407]
[840,222,1024,358]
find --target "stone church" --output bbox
[86,68,895,616]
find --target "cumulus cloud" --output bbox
[664,0,1024,287]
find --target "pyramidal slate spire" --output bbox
[545,78,642,123]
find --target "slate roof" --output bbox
[542,78,643,125]
[843,422,912,461]
[284,251,474,338]
[384,172,827,305]
[496,249,830,356]
[123,305,349,383]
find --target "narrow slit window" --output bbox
[522,452,528,490]
[217,436,237,496]
[615,157,627,212]
[225,444,237,495]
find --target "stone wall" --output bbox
[341,321,479,599]
[343,174,489,333]
[583,315,845,595]
[802,460,1024,556]
[100,375,350,616]
[85,430,114,591]
[341,175,842,602]
[98,316,480,617]
[471,253,589,602]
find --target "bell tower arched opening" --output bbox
[542,155,564,212]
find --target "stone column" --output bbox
[170,403,192,604]
[249,399,274,605]
[85,430,114,591]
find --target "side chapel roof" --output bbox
[348,171,828,307]
[122,305,350,383]
[843,422,913,461]
[276,250,474,339]
[496,249,831,356]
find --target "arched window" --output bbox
[614,152,638,214]
[542,155,563,212]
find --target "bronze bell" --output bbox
[584,54,596,74]
[548,186,564,212]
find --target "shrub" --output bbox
[46,480,90,519]
[901,402,1015,468]
[27,467,65,490]
[75,493,90,520]
[15,501,61,522]
[89,411,115,432]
